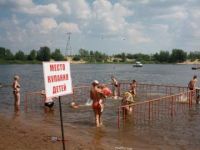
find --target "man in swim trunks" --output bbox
[90,80,104,127]
[188,75,197,91]
[188,75,198,103]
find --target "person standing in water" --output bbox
[111,75,119,99]
[188,75,198,91]
[130,80,137,97]
[90,80,104,127]
[12,75,20,107]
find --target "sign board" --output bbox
[43,61,73,98]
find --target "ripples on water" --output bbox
[0,64,200,149]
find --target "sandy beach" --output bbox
[0,114,114,150]
[177,59,200,64]
[0,114,163,150]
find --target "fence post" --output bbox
[24,92,28,112]
[118,107,120,128]
[188,91,192,108]
[189,91,192,108]
[118,83,121,97]
[171,96,174,117]
[196,88,200,104]
[148,101,151,120]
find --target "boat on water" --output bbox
[133,61,143,67]
[191,64,200,70]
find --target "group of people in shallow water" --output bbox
[3,74,197,127]
[89,77,138,127]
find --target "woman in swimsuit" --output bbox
[90,80,104,127]
[12,75,20,106]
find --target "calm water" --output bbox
[0,64,200,149]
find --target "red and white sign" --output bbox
[43,61,73,98]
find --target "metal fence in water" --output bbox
[24,81,196,127]
[117,90,195,128]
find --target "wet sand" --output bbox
[0,115,64,150]
[0,114,113,150]
[1,108,200,150]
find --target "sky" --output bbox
[0,0,200,55]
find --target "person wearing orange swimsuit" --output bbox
[90,80,104,127]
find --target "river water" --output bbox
[0,64,200,149]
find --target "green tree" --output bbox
[72,55,81,61]
[5,49,14,60]
[0,47,6,59]
[188,51,200,61]
[15,50,26,60]
[113,53,126,62]
[79,48,90,61]
[126,53,134,59]
[51,49,64,61]
[121,52,126,62]
[170,49,187,63]
[133,53,150,62]
[153,51,170,63]
[37,46,51,61]
[28,50,37,60]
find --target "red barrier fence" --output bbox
[24,82,188,109]
[117,90,195,128]
[24,81,198,128]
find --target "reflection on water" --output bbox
[0,64,200,149]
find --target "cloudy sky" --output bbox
[0,0,200,54]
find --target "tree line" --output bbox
[0,46,200,63]
[0,46,65,62]
[74,48,200,63]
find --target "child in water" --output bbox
[98,84,112,112]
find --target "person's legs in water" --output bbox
[99,99,104,112]
[93,109,100,127]
[99,111,103,126]
[14,92,20,106]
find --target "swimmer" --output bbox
[70,101,79,109]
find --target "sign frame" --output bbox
[43,61,73,98]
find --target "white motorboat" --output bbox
[133,61,143,67]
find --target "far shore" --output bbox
[177,60,200,65]
[0,59,200,65]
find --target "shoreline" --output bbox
[0,59,200,65]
